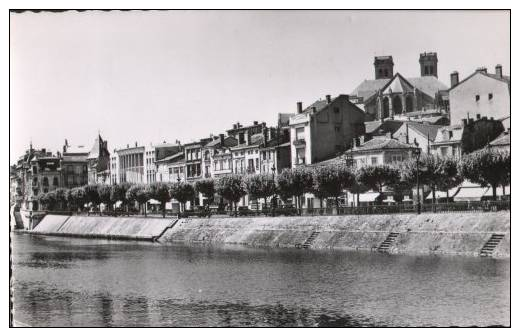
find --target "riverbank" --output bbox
[25,211,510,257]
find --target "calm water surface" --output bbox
[12,232,510,327]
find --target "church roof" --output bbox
[382,73,415,95]
[350,74,448,101]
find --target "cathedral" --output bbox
[350,52,449,123]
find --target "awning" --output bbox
[426,186,460,199]
[453,186,488,202]
[358,192,381,202]
[483,185,510,197]
[148,199,160,205]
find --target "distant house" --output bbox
[289,94,365,167]
[392,122,442,153]
[488,130,510,152]
[449,65,510,129]
[430,116,504,158]
[346,137,419,167]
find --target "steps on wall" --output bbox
[377,232,400,253]
[479,234,505,257]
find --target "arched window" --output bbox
[42,177,49,186]
[393,96,403,115]
[406,95,414,112]
[382,97,390,119]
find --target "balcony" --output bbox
[293,139,306,146]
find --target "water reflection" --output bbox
[12,233,509,327]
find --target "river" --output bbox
[11,232,510,327]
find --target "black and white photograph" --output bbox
[9,8,511,327]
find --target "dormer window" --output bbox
[488,93,493,100]
[475,95,480,101]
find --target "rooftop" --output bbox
[349,137,418,152]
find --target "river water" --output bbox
[12,232,510,327]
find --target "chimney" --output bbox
[42,148,46,154]
[469,118,474,125]
[297,102,303,114]
[326,95,331,103]
[312,107,317,114]
[461,119,467,127]
[219,134,225,145]
[495,64,503,78]
[253,121,258,125]
[262,126,268,144]
[476,114,481,120]
[476,67,488,74]
[233,123,237,129]
[482,116,487,121]
[135,141,138,147]
[450,71,459,88]
[359,135,365,144]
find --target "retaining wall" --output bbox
[158,212,510,257]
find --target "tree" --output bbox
[215,175,247,215]
[111,183,132,214]
[194,179,215,204]
[54,188,68,211]
[170,182,195,212]
[357,165,400,193]
[275,167,313,211]
[126,184,150,216]
[148,182,172,218]
[66,187,86,211]
[39,191,57,211]
[400,154,444,203]
[351,169,370,206]
[436,157,464,202]
[244,174,277,210]
[311,165,355,208]
[459,149,510,200]
[97,184,113,212]
[83,184,101,211]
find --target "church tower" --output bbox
[374,56,394,79]
[419,52,438,77]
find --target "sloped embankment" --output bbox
[32,215,176,241]
[158,212,510,257]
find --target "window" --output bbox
[334,125,340,132]
[371,157,378,165]
[441,147,448,157]
[488,93,493,100]
[475,95,480,101]
[32,166,38,174]
[42,177,49,186]
[333,107,339,114]
[296,127,305,140]
[296,148,305,164]
[391,155,402,163]
[255,158,259,169]
[53,177,59,186]
[262,152,266,160]
[219,161,223,170]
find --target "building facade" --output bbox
[61,140,89,189]
[449,65,510,129]
[289,94,366,167]
[87,134,110,185]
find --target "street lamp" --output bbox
[412,144,421,215]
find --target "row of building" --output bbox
[11,52,510,210]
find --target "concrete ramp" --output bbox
[56,216,176,240]
[32,215,71,233]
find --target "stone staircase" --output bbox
[296,231,320,249]
[479,234,505,257]
[377,232,400,253]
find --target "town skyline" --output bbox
[10,10,510,163]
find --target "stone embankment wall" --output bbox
[31,215,176,241]
[158,212,510,257]
[29,212,510,257]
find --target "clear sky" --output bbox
[10,10,510,163]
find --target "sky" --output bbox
[10,10,510,163]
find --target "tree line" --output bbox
[36,148,510,216]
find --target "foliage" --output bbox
[111,183,132,206]
[38,191,57,210]
[54,188,68,210]
[436,157,464,196]
[215,175,247,206]
[97,184,113,207]
[194,179,215,203]
[356,164,400,192]
[83,184,101,206]
[311,165,355,202]
[458,149,510,200]
[126,184,150,216]
[276,167,313,200]
[66,187,86,211]
[170,182,195,210]
[244,174,277,202]
[148,182,172,217]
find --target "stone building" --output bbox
[289,94,366,167]
[61,140,89,189]
[350,52,449,122]
[448,65,510,129]
[430,116,505,158]
[87,134,110,185]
